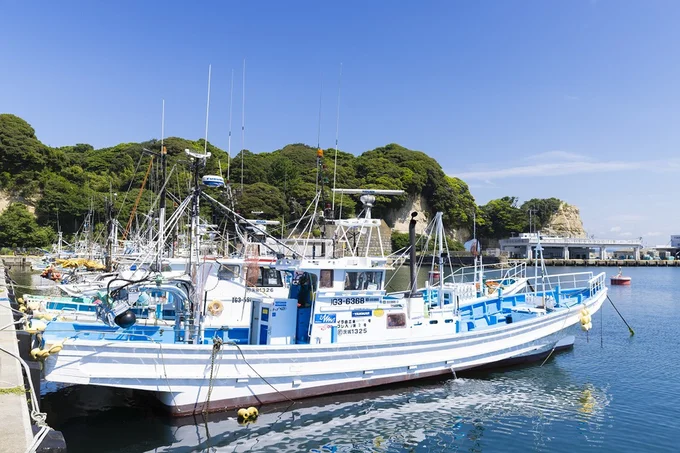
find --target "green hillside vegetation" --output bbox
[0,114,563,249]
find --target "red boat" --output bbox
[611,267,631,285]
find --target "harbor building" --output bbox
[653,235,680,260]
[499,233,643,260]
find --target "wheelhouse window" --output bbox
[319,270,334,288]
[256,267,283,287]
[344,271,383,291]
[218,264,240,281]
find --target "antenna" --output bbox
[315,75,323,195]
[331,63,343,214]
[241,59,246,193]
[161,99,165,153]
[204,64,212,155]
[227,68,234,182]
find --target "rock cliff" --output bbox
[0,190,35,214]
[385,195,430,235]
[542,202,586,238]
[385,194,472,242]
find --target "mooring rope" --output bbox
[202,336,224,413]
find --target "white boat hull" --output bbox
[44,289,605,415]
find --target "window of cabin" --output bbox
[344,271,383,290]
[218,264,240,281]
[319,270,334,288]
[258,267,283,287]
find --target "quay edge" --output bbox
[1,263,67,453]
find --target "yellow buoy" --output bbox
[237,408,248,419]
[247,406,259,418]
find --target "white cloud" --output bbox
[610,226,622,232]
[451,154,680,181]
[645,231,662,237]
[619,232,633,237]
[525,150,590,162]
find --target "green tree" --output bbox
[230,150,267,185]
[0,114,49,177]
[0,203,54,248]
[520,198,562,231]
[478,196,528,241]
[235,183,287,220]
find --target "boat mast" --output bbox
[186,65,213,343]
[240,59,246,194]
[227,68,234,183]
[437,212,444,306]
[157,99,167,271]
[314,75,323,196]
[331,63,342,214]
[105,195,114,271]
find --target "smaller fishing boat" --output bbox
[610,267,631,285]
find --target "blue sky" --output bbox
[2,1,679,244]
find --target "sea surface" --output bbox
[11,266,680,452]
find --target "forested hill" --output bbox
[0,114,565,247]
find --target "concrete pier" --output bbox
[500,235,643,261]
[0,276,33,452]
[527,259,680,267]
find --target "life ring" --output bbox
[207,300,224,316]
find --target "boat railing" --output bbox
[445,261,527,284]
[589,272,606,295]
[525,271,594,291]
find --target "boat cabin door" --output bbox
[288,271,317,344]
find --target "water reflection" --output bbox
[43,365,610,453]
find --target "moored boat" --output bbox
[35,153,608,416]
[610,267,631,285]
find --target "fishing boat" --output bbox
[610,267,631,285]
[37,157,607,416]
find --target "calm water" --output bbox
[11,266,680,452]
